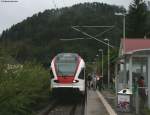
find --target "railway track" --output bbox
[37,95,85,115]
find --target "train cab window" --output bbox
[78,68,85,79]
[55,53,78,76]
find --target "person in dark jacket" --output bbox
[87,74,92,89]
[138,76,145,97]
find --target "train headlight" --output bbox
[72,80,79,83]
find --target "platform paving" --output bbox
[101,89,135,115]
[86,89,109,115]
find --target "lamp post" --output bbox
[99,49,104,87]
[98,49,103,78]
[104,38,110,88]
[96,54,99,73]
[115,13,127,88]
[93,58,97,72]
[115,12,126,39]
[115,12,126,54]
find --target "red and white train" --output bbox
[50,53,86,95]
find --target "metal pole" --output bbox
[96,54,99,72]
[114,12,126,53]
[104,38,110,88]
[99,49,104,86]
[115,63,118,94]
[97,56,99,72]
[123,14,126,55]
[108,40,110,88]
[102,50,104,77]
[123,14,125,39]
[123,14,127,88]
[102,50,104,87]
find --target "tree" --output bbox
[127,0,147,38]
[0,2,125,64]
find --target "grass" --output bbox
[142,107,150,115]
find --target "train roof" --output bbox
[56,53,78,57]
[55,53,79,61]
[57,53,78,56]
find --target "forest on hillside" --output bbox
[0,2,126,66]
[0,1,150,66]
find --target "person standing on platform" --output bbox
[138,76,145,97]
[92,73,97,90]
[96,74,103,91]
[96,75,100,89]
[138,76,146,108]
[87,73,92,89]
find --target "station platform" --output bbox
[101,89,135,115]
[86,89,117,115]
[86,89,135,115]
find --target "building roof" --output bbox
[120,38,150,55]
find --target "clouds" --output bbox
[0,0,131,33]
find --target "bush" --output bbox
[143,107,150,115]
[0,62,50,115]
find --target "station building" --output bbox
[116,38,150,109]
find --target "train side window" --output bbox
[50,69,54,79]
[78,68,85,79]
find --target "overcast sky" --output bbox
[0,0,132,34]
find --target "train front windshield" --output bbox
[55,54,78,76]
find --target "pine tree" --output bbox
[127,0,147,38]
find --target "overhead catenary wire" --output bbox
[60,37,93,41]
[72,26,114,48]
[61,26,115,40]
[60,38,85,41]
[73,25,114,28]
[53,0,115,48]
[95,26,115,37]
